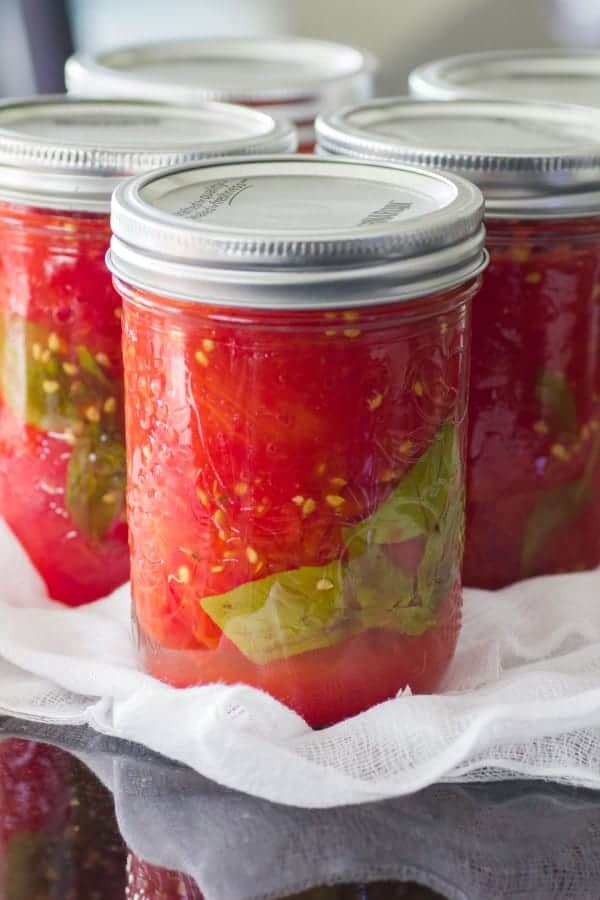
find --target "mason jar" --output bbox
[109,155,486,726]
[317,97,600,589]
[65,36,377,152]
[0,97,295,606]
[408,48,600,105]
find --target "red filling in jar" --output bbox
[0,204,127,604]
[120,285,474,726]
[0,97,295,605]
[109,155,486,725]
[316,97,600,588]
[465,218,600,587]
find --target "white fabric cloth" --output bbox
[2,519,600,808]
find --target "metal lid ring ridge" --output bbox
[0,96,296,212]
[316,97,600,219]
[109,154,486,308]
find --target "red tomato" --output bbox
[466,218,600,588]
[143,587,461,727]
[118,275,472,726]
[0,203,129,605]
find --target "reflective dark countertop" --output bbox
[1,717,599,900]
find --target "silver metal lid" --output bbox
[316,98,600,219]
[0,96,296,212]
[65,37,377,142]
[409,49,600,105]
[108,155,486,309]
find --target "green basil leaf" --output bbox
[201,560,348,664]
[535,369,578,435]
[75,344,111,387]
[0,316,118,433]
[0,316,73,431]
[354,420,463,619]
[202,422,462,662]
[0,314,126,543]
[521,480,593,577]
[343,420,459,557]
[417,500,463,612]
[378,604,437,637]
[65,429,126,541]
[521,430,600,577]
[347,548,437,637]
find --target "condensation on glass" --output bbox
[109,156,486,726]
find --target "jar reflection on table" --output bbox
[124,857,446,900]
[0,738,126,899]
[291,885,445,899]
[126,853,202,899]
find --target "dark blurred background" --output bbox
[3,0,600,98]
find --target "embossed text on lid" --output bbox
[108,154,487,308]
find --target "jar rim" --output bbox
[409,48,600,103]
[0,96,296,213]
[65,36,378,118]
[108,154,487,309]
[316,96,600,220]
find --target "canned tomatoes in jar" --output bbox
[65,37,377,152]
[317,98,600,588]
[108,156,486,726]
[0,97,295,606]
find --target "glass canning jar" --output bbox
[409,48,600,105]
[65,36,377,152]
[109,155,486,726]
[317,97,600,588]
[0,97,295,605]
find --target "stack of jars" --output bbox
[1,41,600,730]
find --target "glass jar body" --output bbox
[118,279,478,727]
[0,202,128,605]
[465,217,600,589]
